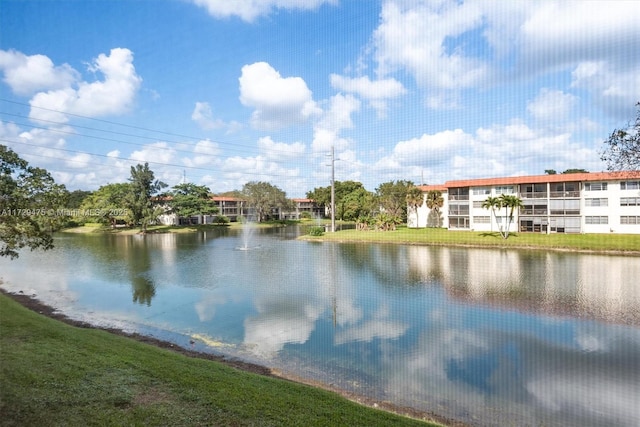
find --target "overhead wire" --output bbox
[0,98,332,185]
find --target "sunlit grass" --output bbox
[304,227,640,253]
[0,293,440,426]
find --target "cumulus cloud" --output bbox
[311,93,360,153]
[181,139,222,168]
[527,88,577,123]
[330,74,406,117]
[368,0,640,115]
[130,141,176,165]
[191,102,225,130]
[257,136,305,160]
[372,0,487,108]
[0,50,79,96]
[239,62,321,130]
[190,0,336,22]
[23,48,142,123]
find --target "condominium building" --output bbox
[408,171,640,234]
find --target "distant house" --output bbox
[281,198,324,220]
[408,171,640,234]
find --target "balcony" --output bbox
[550,191,580,198]
[520,192,547,199]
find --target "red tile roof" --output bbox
[425,171,640,190]
[417,185,447,192]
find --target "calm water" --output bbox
[1,227,639,426]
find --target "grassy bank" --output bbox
[61,221,297,235]
[302,227,640,254]
[0,293,440,426]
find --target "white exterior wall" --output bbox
[408,191,449,228]
[409,176,640,234]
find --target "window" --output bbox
[550,199,580,215]
[448,187,469,200]
[473,200,484,208]
[473,216,490,223]
[585,216,608,224]
[585,198,608,207]
[495,186,515,195]
[620,197,640,206]
[620,216,640,225]
[620,181,640,190]
[584,182,608,191]
[472,187,490,196]
[449,217,470,228]
[449,204,469,215]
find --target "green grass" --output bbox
[302,227,640,253]
[0,293,439,426]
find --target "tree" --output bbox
[341,187,377,222]
[498,194,523,239]
[562,168,589,174]
[1,145,66,258]
[405,185,424,228]
[425,190,444,228]
[545,169,557,175]
[307,180,365,220]
[601,102,640,171]
[81,183,132,228]
[67,189,92,208]
[167,183,218,220]
[242,181,289,222]
[482,196,502,233]
[376,180,414,222]
[124,163,167,232]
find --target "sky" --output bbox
[1,0,639,198]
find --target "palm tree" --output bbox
[425,190,444,227]
[406,185,424,228]
[499,194,523,239]
[481,196,502,234]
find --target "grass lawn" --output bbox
[0,293,441,426]
[302,227,640,253]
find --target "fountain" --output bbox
[236,217,259,250]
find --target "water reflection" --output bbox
[405,246,640,325]
[1,229,639,426]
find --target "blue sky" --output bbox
[1,0,639,197]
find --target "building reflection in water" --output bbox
[405,246,640,325]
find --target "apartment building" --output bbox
[409,172,640,234]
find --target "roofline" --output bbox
[426,171,640,189]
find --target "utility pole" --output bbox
[331,145,336,232]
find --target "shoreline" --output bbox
[299,236,640,256]
[62,225,640,256]
[0,288,463,427]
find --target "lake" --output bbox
[1,226,639,426]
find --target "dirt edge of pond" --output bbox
[1,288,466,427]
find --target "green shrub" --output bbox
[214,215,230,225]
[308,226,325,236]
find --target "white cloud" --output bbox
[182,139,222,167]
[257,136,305,160]
[368,1,640,115]
[571,61,640,118]
[330,74,406,117]
[130,141,176,165]
[190,0,336,22]
[0,50,78,96]
[527,88,577,123]
[311,93,360,153]
[191,102,226,130]
[239,62,321,130]
[373,0,487,108]
[27,48,142,122]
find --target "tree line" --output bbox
[2,101,639,257]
